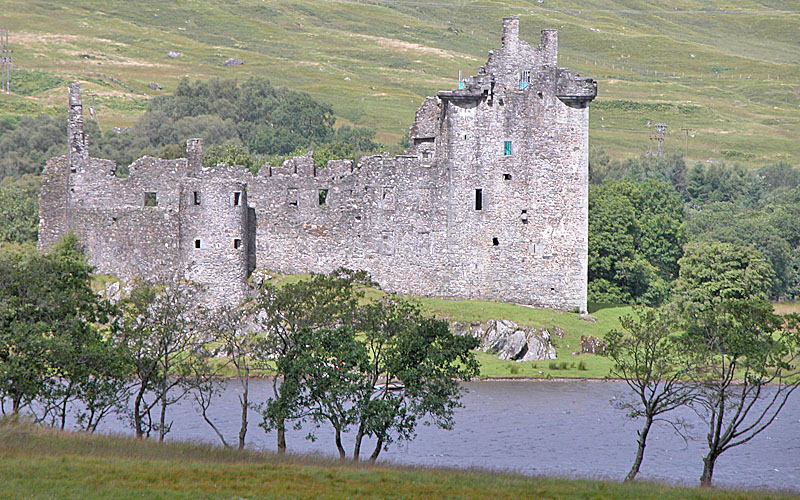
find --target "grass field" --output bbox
[0,0,798,166]
[1,421,798,500]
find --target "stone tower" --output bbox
[409,16,596,312]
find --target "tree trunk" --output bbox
[700,453,716,487]
[369,437,384,462]
[352,423,366,462]
[335,427,346,459]
[158,379,168,442]
[238,370,249,451]
[625,414,653,481]
[133,385,146,438]
[276,418,286,454]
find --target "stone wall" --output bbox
[38,17,595,311]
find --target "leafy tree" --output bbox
[589,180,685,305]
[203,143,260,174]
[116,282,209,440]
[673,241,774,318]
[0,114,65,178]
[605,307,695,481]
[0,235,113,421]
[683,300,800,487]
[189,305,258,450]
[350,297,479,461]
[255,270,365,454]
[0,174,41,243]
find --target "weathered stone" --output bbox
[580,335,607,354]
[167,51,181,58]
[579,313,597,323]
[38,19,595,311]
[223,58,244,66]
[455,320,557,361]
[149,82,162,90]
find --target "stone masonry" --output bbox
[38,18,596,311]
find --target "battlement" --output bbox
[39,19,595,312]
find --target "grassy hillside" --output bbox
[2,422,798,500]
[1,0,798,166]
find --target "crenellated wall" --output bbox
[38,18,595,311]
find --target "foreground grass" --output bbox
[1,422,797,500]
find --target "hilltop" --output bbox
[1,0,798,166]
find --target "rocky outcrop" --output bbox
[580,335,607,354]
[454,320,557,362]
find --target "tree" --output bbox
[116,282,209,440]
[589,180,684,305]
[189,305,258,450]
[349,297,479,461]
[673,240,774,318]
[0,174,41,244]
[255,270,366,453]
[604,307,695,481]
[0,235,113,419]
[684,299,800,487]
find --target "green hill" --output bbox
[1,0,799,166]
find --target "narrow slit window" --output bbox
[233,192,242,206]
[144,192,157,207]
[503,173,512,180]
[504,141,512,156]
[233,239,242,249]
[194,239,201,249]
[193,191,201,205]
[521,209,528,224]
[318,189,328,206]
[475,189,483,211]
[492,237,499,246]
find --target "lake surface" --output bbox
[54,380,800,491]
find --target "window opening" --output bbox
[233,239,242,249]
[504,141,512,156]
[422,151,432,160]
[519,70,531,90]
[144,192,158,207]
[287,188,298,206]
[475,189,483,211]
[492,237,499,246]
[193,191,201,205]
[318,189,328,206]
[233,192,242,206]
[521,209,528,224]
[503,173,512,180]
[194,239,201,249]
[537,91,543,99]
[499,98,504,106]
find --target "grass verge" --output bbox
[1,421,797,500]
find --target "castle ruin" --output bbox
[38,18,597,311]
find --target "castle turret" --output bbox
[179,173,251,306]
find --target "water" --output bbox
[47,380,800,491]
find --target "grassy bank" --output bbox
[1,0,799,165]
[1,422,797,500]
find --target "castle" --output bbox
[38,18,596,311]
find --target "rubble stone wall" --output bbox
[38,18,595,311]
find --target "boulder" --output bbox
[454,320,557,362]
[167,51,181,58]
[580,335,607,354]
[149,82,162,90]
[223,58,244,66]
